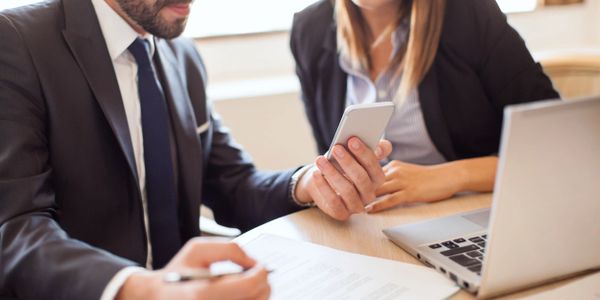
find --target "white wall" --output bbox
[197,3,600,170]
[507,1,600,53]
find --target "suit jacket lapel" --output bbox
[154,39,204,239]
[61,0,138,183]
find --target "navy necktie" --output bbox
[128,38,181,269]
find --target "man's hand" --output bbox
[116,239,270,300]
[295,138,392,220]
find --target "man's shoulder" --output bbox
[0,0,62,35]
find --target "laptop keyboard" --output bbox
[428,234,487,276]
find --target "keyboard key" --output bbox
[466,250,482,258]
[440,244,480,256]
[468,264,482,273]
[453,238,466,243]
[469,237,484,243]
[481,234,487,239]
[442,241,459,249]
[429,243,442,249]
[478,242,486,248]
[477,257,483,261]
[449,254,480,267]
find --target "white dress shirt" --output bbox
[90,0,157,298]
[339,21,447,165]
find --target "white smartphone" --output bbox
[325,102,395,170]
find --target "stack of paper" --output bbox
[241,234,459,300]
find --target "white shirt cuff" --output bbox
[290,164,316,207]
[100,266,146,300]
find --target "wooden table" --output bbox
[236,193,591,299]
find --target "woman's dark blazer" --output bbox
[290,0,559,160]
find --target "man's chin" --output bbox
[151,14,188,38]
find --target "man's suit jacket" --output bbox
[290,0,559,159]
[0,0,301,298]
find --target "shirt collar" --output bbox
[91,0,156,61]
[339,18,410,78]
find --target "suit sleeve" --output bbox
[473,0,559,107]
[175,39,303,232]
[201,111,303,232]
[0,14,136,300]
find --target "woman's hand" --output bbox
[366,157,498,213]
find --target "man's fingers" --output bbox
[346,138,385,186]
[365,191,409,213]
[311,169,352,220]
[316,156,364,214]
[207,266,270,300]
[179,240,255,269]
[254,282,271,300]
[330,145,376,205]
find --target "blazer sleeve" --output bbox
[473,0,559,107]
[0,15,136,300]
[201,111,303,232]
[175,40,303,232]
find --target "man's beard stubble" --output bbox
[116,0,190,39]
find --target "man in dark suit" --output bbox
[0,0,391,299]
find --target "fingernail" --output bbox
[350,138,361,150]
[365,205,373,212]
[334,146,345,159]
[374,146,382,157]
[316,157,327,168]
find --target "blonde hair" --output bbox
[335,0,446,105]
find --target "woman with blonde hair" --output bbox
[290,0,559,213]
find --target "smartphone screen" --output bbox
[325,102,395,172]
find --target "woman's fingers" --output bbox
[365,191,409,213]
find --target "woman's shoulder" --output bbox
[290,0,336,62]
[440,0,513,64]
[443,0,509,32]
[293,0,334,32]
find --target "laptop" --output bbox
[383,96,600,298]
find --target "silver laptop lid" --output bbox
[479,97,600,298]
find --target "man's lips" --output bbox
[165,3,190,16]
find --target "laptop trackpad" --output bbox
[383,208,491,246]
[462,210,490,228]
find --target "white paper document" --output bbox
[241,234,459,300]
